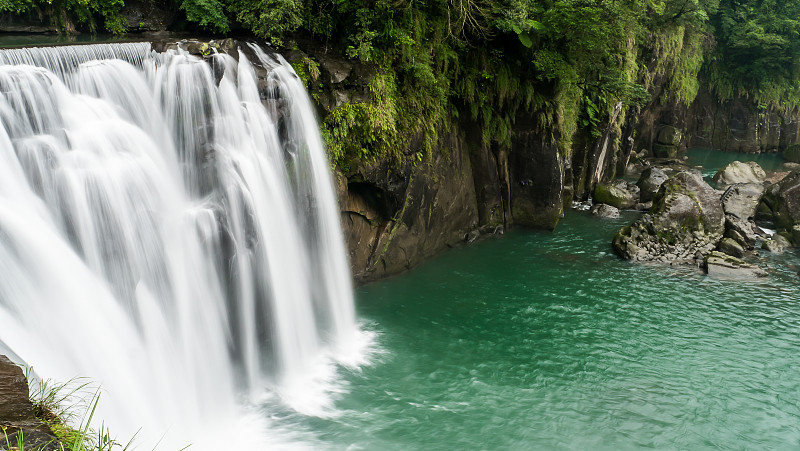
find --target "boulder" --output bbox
[704,251,767,278]
[593,179,640,209]
[762,234,792,253]
[657,125,684,146]
[759,170,800,231]
[712,161,766,186]
[653,144,679,159]
[613,171,725,264]
[724,215,764,248]
[721,182,765,220]
[784,144,800,163]
[590,203,620,219]
[637,166,669,203]
[718,237,745,258]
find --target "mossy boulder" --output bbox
[712,161,766,186]
[593,179,640,209]
[653,143,679,159]
[762,234,792,253]
[784,144,800,164]
[718,237,745,258]
[656,125,683,146]
[613,171,725,264]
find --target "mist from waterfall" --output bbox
[0,41,370,449]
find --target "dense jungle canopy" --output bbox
[3,0,800,163]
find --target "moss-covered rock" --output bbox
[656,125,683,146]
[593,179,640,209]
[613,171,725,264]
[718,237,745,258]
[653,143,679,159]
[762,234,792,253]
[784,144,800,163]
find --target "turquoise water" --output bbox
[688,147,788,180]
[278,210,800,450]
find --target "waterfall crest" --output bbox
[0,40,367,449]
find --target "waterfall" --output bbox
[0,41,368,449]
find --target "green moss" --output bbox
[784,144,800,163]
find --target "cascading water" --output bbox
[0,41,369,449]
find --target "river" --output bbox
[282,152,800,450]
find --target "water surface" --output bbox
[287,211,800,450]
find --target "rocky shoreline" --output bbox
[593,157,800,278]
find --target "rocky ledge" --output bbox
[0,355,60,451]
[609,159,798,277]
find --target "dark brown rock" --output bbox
[0,355,59,450]
[637,167,669,202]
[760,170,800,232]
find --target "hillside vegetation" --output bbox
[5,0,800,163]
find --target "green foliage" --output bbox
[706,0,800,107]
[180,0,229,34]
[1,0,127,33]
[290,56,320,88]
[226,0,302,46]
[5,369,139,451]
[322,71,400,166]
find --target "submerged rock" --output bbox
[593,179,640,209]
[704,251,767,278]
[590,203,620,219]
[713,161,766,186]
[762,234,792,253]
[613,171,725,264]
[637,167,669,203]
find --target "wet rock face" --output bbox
[785,145,800,163]
[637,167,669,203]
[721,183,765,220]
[0,355,59,450]
[593,179,640,209]
[336,133,481,283]
[612,171,725,264]
[760,170,800,242]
